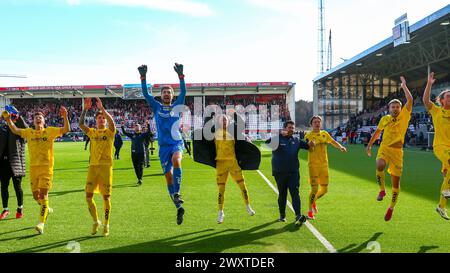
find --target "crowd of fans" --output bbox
[2,95,291,135]
[340,84,448,148]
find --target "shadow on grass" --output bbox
[112,183,139,189]
[49,189,85,197]
[338,232,383,253]
[143,173,164,177]
[11,236,99,253]
[0,227,34,237]
[113,167,134,171]
[418,246,439,253]
[94,220,301,253]
[53,167,90,171]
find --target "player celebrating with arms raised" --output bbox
[422,72,450,220]
[305,116,347,220]
[2,106,70,234]
[79,97,116,236]
[367,76,413,221]
[138,63,187,225]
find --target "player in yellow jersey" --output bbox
[367,76,413,221]
[422,72,450,220]
[2,107,70,234]
[79,97,116,236]
[304,116,347,220]
[214,114,255,224]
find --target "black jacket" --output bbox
[193,113,261,170]
[0,117,28,177]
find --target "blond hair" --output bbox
[436,89,450,106]
[309,115,322,125]
[388,99,402,107]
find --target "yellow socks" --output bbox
[439,172,450,208]
[218,183,226,210]
[390,188,400,208]
[316,185,329,200]
[309,185,319,211]
[86,198,99,222]
[38,199,49,224]
[103,198,111,226]
[376,170,386,191]
[237,180,250,205]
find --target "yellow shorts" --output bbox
[30,166,54,192]
[434,147,450,174]
[216,159,244,185]
[309,166,329,186]
[85,165,113,196]
[376,146,403,177]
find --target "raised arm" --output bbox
[422,72,436,111]
[79,98,91,134]
[15,115,29,129]
[120,123,133,138]
[96,97,115,132]
[366,129,382,157]
[400,76,413,112]
[138,65,158,109]
[60,106,70,135]
[173,63,186,106]
[2,111,22,136]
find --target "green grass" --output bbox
[0,142,448,253]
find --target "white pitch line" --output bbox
[256,170,337,253]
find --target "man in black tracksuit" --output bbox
[114,131,123,159]
[266,120,313,226]
[0,109,27,220]
[121,123,154,186]
[143,123,152,168]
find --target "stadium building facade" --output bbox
[0,81,295,138]
[313,4,450,130]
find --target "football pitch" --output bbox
[0,141,449,253]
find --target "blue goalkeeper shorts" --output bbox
[159,143,184,174]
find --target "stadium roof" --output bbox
[314,4,450,83]
[0,82,295,98]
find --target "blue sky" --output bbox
[1,0,449,101]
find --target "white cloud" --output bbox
[67,0,214,17]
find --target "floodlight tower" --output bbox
[327,29,332,71]
[317,0,326,74]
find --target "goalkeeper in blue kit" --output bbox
[138,63,187,225]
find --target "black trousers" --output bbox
[144,146,150,166]
[114,146,122,159]
[0,163,23,209]
[274,172,301,217]
[132,152,145,181]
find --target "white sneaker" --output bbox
[217,210,224,224]
[35,222,45,234]
[246,204,255,216]
[103,224,110,237]
[442,190,450,199]
[92,220,102,235]
[436,206,450,220]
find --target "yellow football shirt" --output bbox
[377,106,411,148]
[19,127,62,167]
[304,130,334,167]
[429,103,450,149]
[86,127,115,166]
[215,129,236,161]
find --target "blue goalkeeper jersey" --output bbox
[141,78,186,147]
